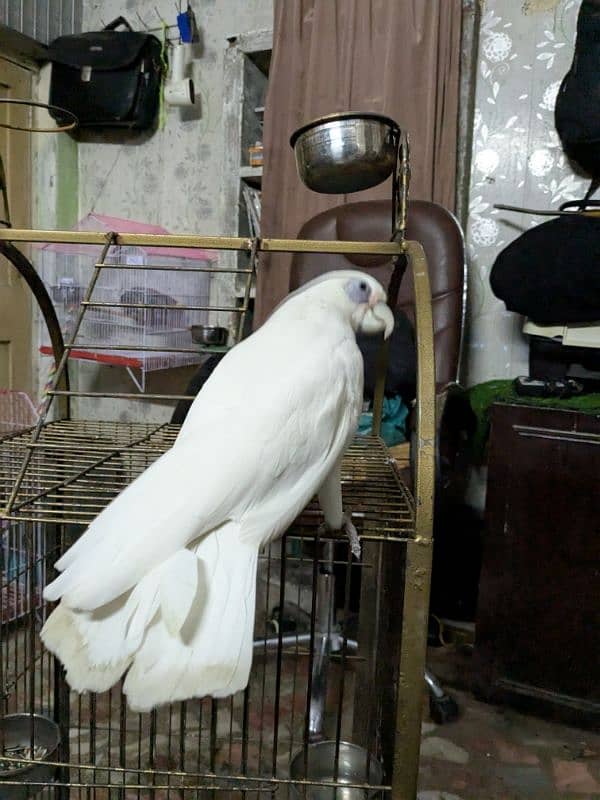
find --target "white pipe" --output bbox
[164,43,195,107]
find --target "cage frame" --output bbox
[0,227,435,800]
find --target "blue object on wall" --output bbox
[177,9,194,43]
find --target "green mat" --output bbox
[467,379,600,463]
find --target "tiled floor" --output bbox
[417,658,600,799]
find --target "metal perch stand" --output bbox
[0,226,434,799]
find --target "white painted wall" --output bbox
[69,0,272,422]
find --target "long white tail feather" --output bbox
[123,525,259,711]
[158,548,199,636]
[41,523,259,709]
[40,605,131,694]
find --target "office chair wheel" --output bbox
[429,692,459,724]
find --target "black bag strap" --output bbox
[103,16,133,32]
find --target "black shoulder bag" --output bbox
[47,16,164,131]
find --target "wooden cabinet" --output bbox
[473,403,600,728]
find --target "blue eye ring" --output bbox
[345,277,372,303]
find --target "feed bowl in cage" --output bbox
[0,714,60,800]
[190,324,228,346]
[290,113,399,194]
[290,741,384,800]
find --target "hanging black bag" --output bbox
[555,0,600,193]
[47,16,164,131]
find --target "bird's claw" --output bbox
[342,512,361,560]
[317,513,361,560]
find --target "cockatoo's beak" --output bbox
[358,292,394,339]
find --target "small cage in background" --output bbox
[36,215,218,386]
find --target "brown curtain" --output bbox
[255,0,462,326]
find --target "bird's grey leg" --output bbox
[341,511,361,560]
[317,459,361,559]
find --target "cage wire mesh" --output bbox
[0,230,432,800]
[36,215,217,378]
[0,506,406,799]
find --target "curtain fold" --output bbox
[255,0,462,326]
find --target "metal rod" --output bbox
[333,545,354,782]
[95,263,252,274]
[259,238,403,256]
[304,529,320,757]
[0,230,252,248]
[64,344,225,354]
[271,533,287,775]
[49,390,196,401]
[392,240,436,800]
[0,229,404,256]
[82,301,246,312]
[237,239,257,343]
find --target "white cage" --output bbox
[36,214,217,389]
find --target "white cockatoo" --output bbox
[41,270,394,711]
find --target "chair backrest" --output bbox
[290,199,465,391]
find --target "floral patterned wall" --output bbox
[465,0,585,386]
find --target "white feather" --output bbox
[159,549,198,635]
[123,523,258,710]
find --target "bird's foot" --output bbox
[316,513,361,560]
[341,512,361,560]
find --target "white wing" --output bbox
[45,309,363,612]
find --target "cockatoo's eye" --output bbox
[345,279,372,304]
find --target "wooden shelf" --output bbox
[240,165,263,186]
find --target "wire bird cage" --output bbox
[36,215,218,391]
[0,227,435,800]
[0,392,39,439]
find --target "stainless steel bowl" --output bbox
[290,113,399,194]
[290,740,384,800]
[0,714,61,800]
[190,324,228,347]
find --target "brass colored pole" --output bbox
[236,239,258,343]
[0,228,404,257]
[391,241,436,800]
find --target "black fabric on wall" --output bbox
[490,214,600,324]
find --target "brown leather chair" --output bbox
[290,198,466,724]
[290,199,465,395]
